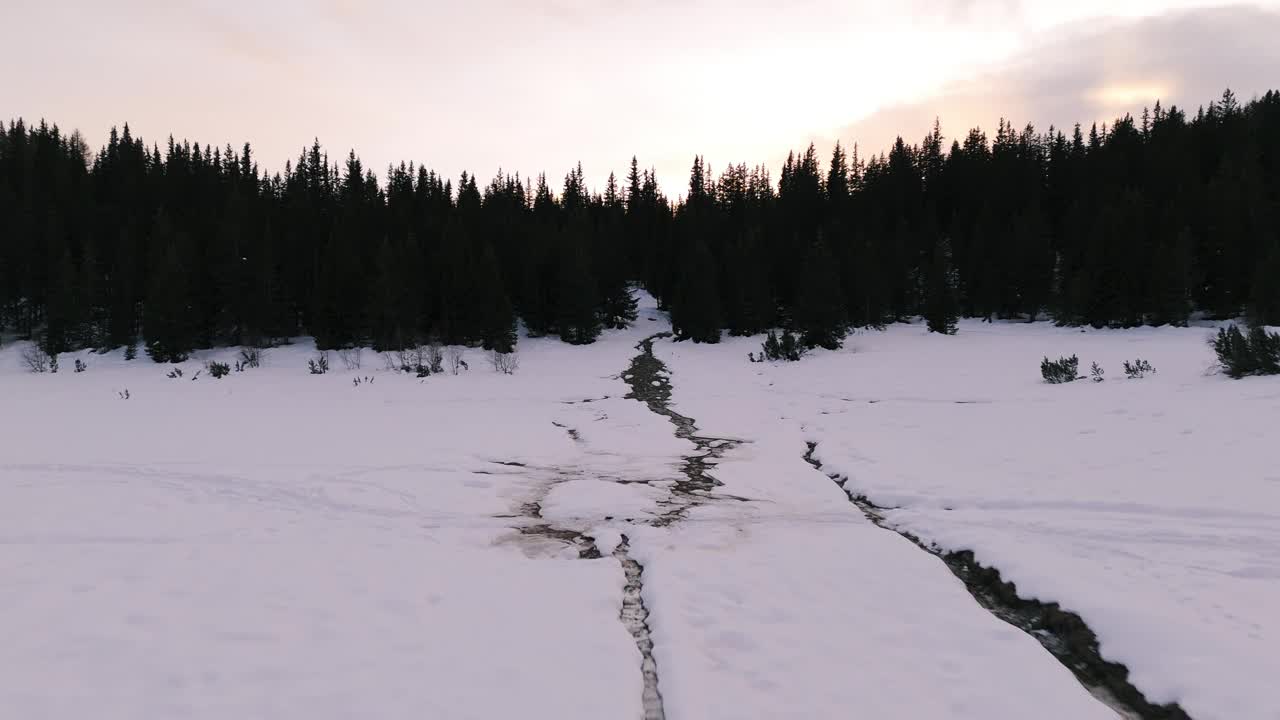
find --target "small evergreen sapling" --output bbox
[308,352,330,375]
[238,348,264,369]
[1090,362,1105,382]
[1040,354,1080,384]
[1122,359,1156,379]
[751,330,806,362]
[206,361,231,379]
[1212,325,1280,378]
[74,358,87,373]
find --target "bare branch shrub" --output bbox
[338,347,362,371]
[424,342,444,375]
[445,347,466,375]
[394,347,413,373]
[490,349,519,375]
[21,343,50,373]
[391,344,444,377]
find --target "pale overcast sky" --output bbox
[5,1,1279,192]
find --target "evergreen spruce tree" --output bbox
[106,222,141,350]
[43,241,78,355]
[596,172,638,329]
[144,215,194,363]
[555,220,602,345]
[670,239,722,343]
[1148,226,1194,326]
[520,174,557,337]
[1249,239,1280,327]
[923,237,960,334]
[793,238,847,349]
[475,241,518,352]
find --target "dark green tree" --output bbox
[793,238,848,349]
[923,237,960,334]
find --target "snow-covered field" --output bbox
[2,298,1276,719]
[657,319,1280,720]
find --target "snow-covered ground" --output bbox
[657,319,1280,720]
[1,318,670,720]
[2,299,1274,719]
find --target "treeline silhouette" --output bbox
[2,88,1277,361]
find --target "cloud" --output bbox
[825,4,1280,155]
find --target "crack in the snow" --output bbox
[803,441,1191,720]
[552,421,583,444]
[493,333,752,719]
[614,534,665,720]
[623,333,747,526]
[499,473,601,558]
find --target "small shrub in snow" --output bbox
[49,354,59,373]
[1123,359,1156,379]
[338,348,362,371]
[751,330,806,363]
[490,350,519,375]
[166,367,184,379]
[1212,325,1280,378]
[124,343,138,361]
[190,370,202,381]
[394,348,417,375]
[21,344,51,373]
[117,388,130,400]
[1090,362,1105,383]
[238,347,265,369]
[308,352,330,375]
[445,347,466,375]
[206,361,231,379]
[394,345,442,377]
[425,343,444,375]
[74,358,87,373]
[1040,354,1080,384]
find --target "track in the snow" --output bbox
[803,441,1192,720]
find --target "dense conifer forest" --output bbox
[2,88,1278,361]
